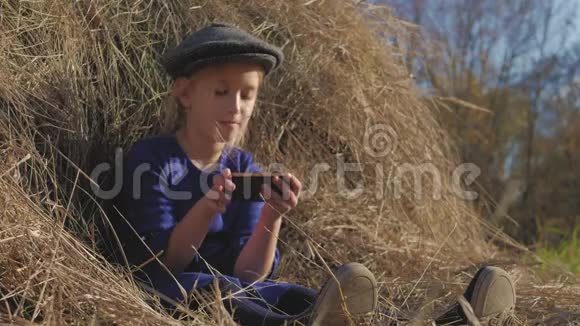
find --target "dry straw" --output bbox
[1,0,578,324]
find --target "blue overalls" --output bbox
[117,135,316,325]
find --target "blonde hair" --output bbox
[161,92,186,134]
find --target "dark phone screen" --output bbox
[229,173,285,201]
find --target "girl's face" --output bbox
[174,62,263,144]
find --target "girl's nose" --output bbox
[227,93,242,113]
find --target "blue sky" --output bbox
[569,2,580,48]
[377,0,580,178]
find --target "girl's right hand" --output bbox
[203,168,235,213]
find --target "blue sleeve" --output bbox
[121,141,176,273]
[227,151,281,279]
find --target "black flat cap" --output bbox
[161,22,284,79]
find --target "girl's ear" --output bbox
[173,77,193,108]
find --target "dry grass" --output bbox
[0,0,578,324]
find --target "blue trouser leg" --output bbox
[224,282,317,325]
[153,272,317,325]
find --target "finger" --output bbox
[272,175,292,201]
[212,173,225,188]
[275,192,297,210]
[287,191,298,208]
[266,183,295,209]
[222,191,232,202]
[260,184,271,200]
[222,168,232,179]
[206,184,223,200]
[262,185,295,214]
[288,173,302,195]
[220,187,232,203]
[261,184,280,202]
[224,179,236,193]
[223,176,235,198]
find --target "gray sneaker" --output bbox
[308,263,378,326]
[435,266,516,325]
[468,266,516,325]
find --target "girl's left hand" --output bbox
[261,173,301,217]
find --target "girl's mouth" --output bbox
[218,121,241,128]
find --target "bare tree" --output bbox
[382,0,579,241]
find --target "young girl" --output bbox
[117,23,516,325]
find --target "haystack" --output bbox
[1,0,578,324]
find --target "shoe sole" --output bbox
[309,263,377,325]
[471,266,516,318]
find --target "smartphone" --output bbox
[229,173,287,201]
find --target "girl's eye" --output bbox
[215,89,228,96]
[241,92,255,101]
